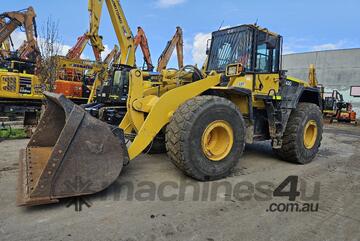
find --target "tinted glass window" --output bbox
[207,27,253,73]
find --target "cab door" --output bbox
[252,31,282,107]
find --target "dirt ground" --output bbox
[0,123,359,241]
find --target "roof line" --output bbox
[284,47,360,56]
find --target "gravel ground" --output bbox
[0,123,359,241]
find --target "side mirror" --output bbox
[265,35,277,49]
[350,86,360,97]
[206,39,211,55]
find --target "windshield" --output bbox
[207,26,253,73]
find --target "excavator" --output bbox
[0,7,40,64]
[83,0,158,124]
[157,26,184,72]
[0,7,43,128]
[66,34,91,60]
[52,32,111,104]
[87,26,184,125]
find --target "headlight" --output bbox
[226,63,244,77]
[227,66,238,76]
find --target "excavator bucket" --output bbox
[17,92,127,206]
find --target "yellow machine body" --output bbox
[17,24,321,207]
[0,68,43,100]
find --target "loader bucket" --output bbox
[17,92,128,206]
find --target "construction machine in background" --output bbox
[52,56,108,104]
[65,34,91,60]
[87,26,184,125]
[0,7,43,133]
[83,0,159,124]
[134,27,154,71]
[157,26,184,72]
[323,89,357,125]
[0,7,41,64]
[52,31,117,104]
[18,24,324,206]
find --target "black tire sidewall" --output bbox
[183,103,245,179]
[295,106,322,164]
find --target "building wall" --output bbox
[283,48,360,114]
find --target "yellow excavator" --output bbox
[0,7,43,128]
[84,0,182,125]
[87,26,184,125]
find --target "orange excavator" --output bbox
[66,34,90,60]
[134,27,154,71]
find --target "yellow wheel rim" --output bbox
[201,120,234,161]
[303,120,318,149]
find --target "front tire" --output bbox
[275,103,323,164]
[166,96,246,181]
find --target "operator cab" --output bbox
[96,65,134,105]
[206,24,282,75]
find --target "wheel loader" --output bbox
[17,24,323,206]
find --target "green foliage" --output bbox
[0,127,27,139]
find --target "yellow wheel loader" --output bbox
[17,24,323,206]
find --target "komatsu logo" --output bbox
[112,0,124,24]
[71,64,93,69]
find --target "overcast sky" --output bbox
[2,0,360,67]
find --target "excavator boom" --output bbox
[87,0,136,65]
[0,7,40,63]
[134,27,154,71]
[66,34,90,60]
[157,26,184,72]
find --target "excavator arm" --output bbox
[0,16,20,44]
[134,27,154,71]
[103,45,119,65]
[157,26,184,72]
[87,0,136,66]
[0,7,40,62]
[0,19,12,59]
[66,34,90,60]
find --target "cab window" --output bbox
[255,33,280,73]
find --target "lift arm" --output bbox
[87,0,136,66]
[157,26,184,72]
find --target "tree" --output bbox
[37,17,62,90]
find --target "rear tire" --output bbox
[274,103,323,164]
[166,96,246,181]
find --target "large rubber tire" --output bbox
[274,103,323,164]
[166,95,246,181]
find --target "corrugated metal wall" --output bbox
[283,48,360,114]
